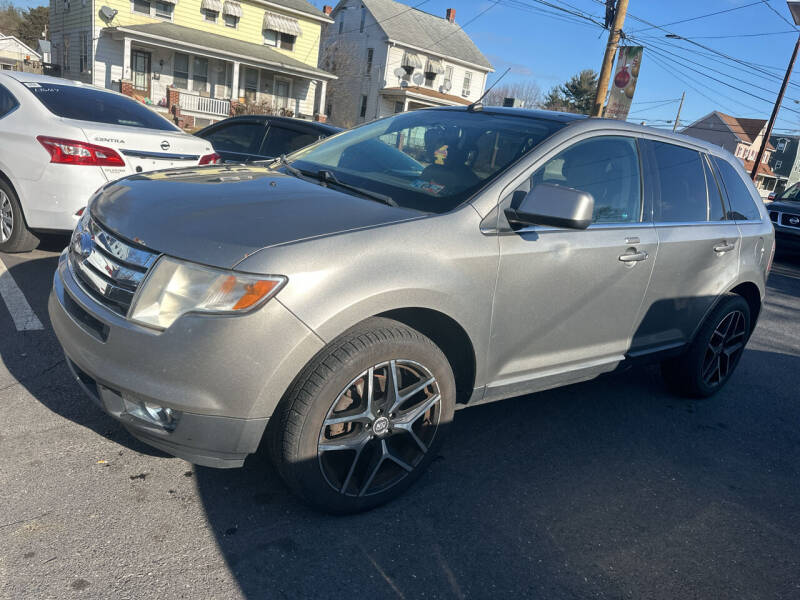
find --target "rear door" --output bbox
[198,119,267,163]
[632,140,741,353]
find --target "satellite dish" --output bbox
[412,72,424,85]
[441,78,452,92]
[393,68,406,78]
[400,80,408,88]
[99,5,118,21]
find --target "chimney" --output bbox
[446,8,455,22]
[323,4,333,15]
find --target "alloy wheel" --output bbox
[0,191,12,243]
[318,359,441,497]
[701,310,746,387]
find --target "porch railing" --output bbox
[179,92,231,117]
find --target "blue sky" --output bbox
[358,0,800,133]
[11,0,800,132]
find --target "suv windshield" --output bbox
[285,110,566,213]
[24,82,179,131]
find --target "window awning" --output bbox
[425,58,444,74]
[223,1,241,17]
[200,0,222,11]
[263,12,302,36]
[401,52,422,69]
[158,0,177,5]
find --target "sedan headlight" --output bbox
[130,256,286,330]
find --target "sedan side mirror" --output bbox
[505,183,594,230]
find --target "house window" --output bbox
[445,65,453,88]
[279,33,295,51]
[777,139,787,152]
[360,7,365,32]
[132,0,150,14]
[359,94,367,118]
[155,1,173,19]
[204,9,218,21]
[63,36,71,72]
[365,48,373,75]
[394,100,403,113]
[224,13,238,27]
[462,71,472,96]
[338,18,344,34]
[173,53,188,89]
[79,31,89,73]
[192,56,208,92]
[244,68,258,102]
[263,29,278,46]
[776,160,783,169]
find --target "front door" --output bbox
[485,135,657,401]
[131,50,151,97]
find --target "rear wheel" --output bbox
[270,317,455,514]
[0,181,39,253]
[661,293,750,398]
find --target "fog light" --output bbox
[123,397,180,431]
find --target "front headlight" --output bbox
[129,256,286,330]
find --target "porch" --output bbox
[378,85,470,118]
[100,22,334,126]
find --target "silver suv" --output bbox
[49,107,775,513]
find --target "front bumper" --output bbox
[49,250,325,468]
[775,228,800,252]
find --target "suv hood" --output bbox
[90,165,423,269]
[768,200,800,212]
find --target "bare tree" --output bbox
[320,39,365,129]
[483,80,543,109]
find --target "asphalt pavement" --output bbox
[1,237,799,600]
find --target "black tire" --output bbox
[0,179,39,253]
[661,293,751,398]
[269,317,455,514]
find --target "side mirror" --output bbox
[505,183,594,230]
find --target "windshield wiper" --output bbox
[276,154,305,179]
[316,170,398,207]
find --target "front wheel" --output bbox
[269,318,455,514]
[661,293,751,398]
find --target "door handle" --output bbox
[714,241,736,253]
[619,250,648,262]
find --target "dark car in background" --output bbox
[768,182,800,253]
[196,115,341,163]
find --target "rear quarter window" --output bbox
[713,157,763,221]
[24,82,178,131]
[0,84,19,118]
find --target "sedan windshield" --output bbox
[285,110,566,213]
[777,181,800,202]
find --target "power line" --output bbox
[759,0,799,30]
[431,0,500,49]
[691,29,797,39]
[628,1,763,34]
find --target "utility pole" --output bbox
[672,91,685,133]
[592,0,630,118]
[750,34,800,181]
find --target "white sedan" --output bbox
[0,71,220,252]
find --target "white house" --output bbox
[0,35,42,71]
[320,0,493,127]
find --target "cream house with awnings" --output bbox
[49,0,336,126]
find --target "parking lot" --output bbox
[1,238,799,599]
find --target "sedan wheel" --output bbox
[0,190,13,243]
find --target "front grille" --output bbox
[68,217,158,316]
[780,212,800,228]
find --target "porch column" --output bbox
[231,61,240,100]
[122,37,132,81]
[402,98,409,112]
[317,79,327,117]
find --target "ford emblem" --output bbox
[160,140,170,151]
[79,231,94,258]
[790,216,799,225]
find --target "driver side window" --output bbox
[527,136,642,224]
